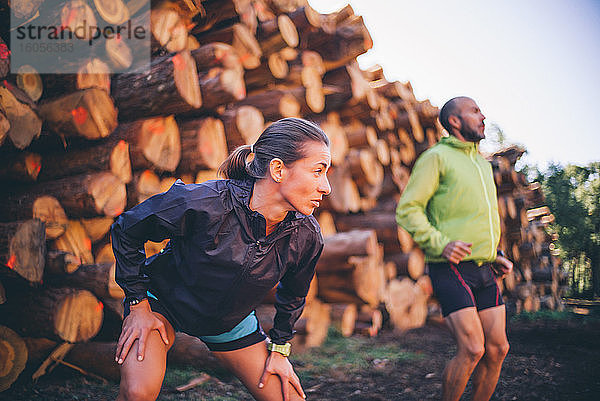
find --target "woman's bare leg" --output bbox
[116,313,176,401]
[213,341,305,401]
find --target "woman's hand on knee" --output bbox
[115,300,170,364]
[258,351,305,400]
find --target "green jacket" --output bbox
[395,135,501,263]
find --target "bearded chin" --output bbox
[461,127,484,142]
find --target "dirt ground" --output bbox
[2,312,599,401]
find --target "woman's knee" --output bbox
[119,380,161,401]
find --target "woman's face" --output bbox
[279,141,332,215]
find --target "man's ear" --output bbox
[269,158,285,183]
[448,114,461,131]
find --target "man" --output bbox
[396,97,512,401]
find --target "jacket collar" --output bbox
[229,179,305,224]
[440,135,479,153]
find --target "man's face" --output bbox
[457,99,486,142]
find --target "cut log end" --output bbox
[33,196,68,240]
[0,326,28,392]
[55,289,104,343]
[140,115,182,172]
[88,173,127,217]
[236,105,265,145]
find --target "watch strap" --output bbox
[267,341,291,357]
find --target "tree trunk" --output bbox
[51,220,94,269]
[220,105,265,150]
[0,152,42,182]
[35,137,132,183]
[39,58,111,101]
[0,82,42,149]
[335,211,404,254]
[235,88,301,121]
[45,262,123,300]
[177,117,229,173]
[111,51,202,122]
[316,229,378,269]
[0,287,103,342]
[32,196,68,239]
[38,88,118,140]
[194,23,262,70]
[257,14,299,55]
[0,172,127,221]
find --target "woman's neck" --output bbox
[249,179,288,235]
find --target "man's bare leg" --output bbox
[442,307,486,401]
[471,305,510,401]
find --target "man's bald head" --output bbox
[439,97,473,134]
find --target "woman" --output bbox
[111,118,331,401]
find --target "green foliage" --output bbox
[511,308,600,323]
[511,310,573,322]
[538,162,600,297]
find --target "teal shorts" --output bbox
[123,291,267,352]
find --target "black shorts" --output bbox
[428,261,504,317]
[123,293,267,352]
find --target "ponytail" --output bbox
[218,144,255,180]
[219,118,329,181]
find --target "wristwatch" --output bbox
[267,341,291,357]
[126,296,147,307]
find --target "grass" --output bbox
[511,307,600,323]
[291,327,423,382]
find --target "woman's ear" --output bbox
[269,158,285,183]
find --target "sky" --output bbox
[309,0,600,170]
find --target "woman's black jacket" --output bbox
[111,178,324,344]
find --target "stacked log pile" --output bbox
[0,0,562,390]
[489,146,566,314]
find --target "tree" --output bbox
[538,162,600,298]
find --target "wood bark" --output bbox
[220,105,265,150]
[0,152,42,182]
[39,58,111,101]
[335,211,404,254]
[301,15,372,72]
[38,88,118,140]
[0,287,103,342]
[316,229,378,269]
[194,23,263,70]
[126,169,162,207]
[111,51,202,122]
[257,14,299,55]
[385,249,425,280]
[177,116,229,172]
[319,165,360,213]
[45,262,123,300]
[0,82,42,149]
[51,220,94,269]
[0,171,126,221]
[191,0,255,34]
[235,88,301,120]
[0,219,46,284]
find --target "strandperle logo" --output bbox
[15,19,147,46]
[10,0,150,74]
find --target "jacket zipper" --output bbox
[469,148,496,260]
